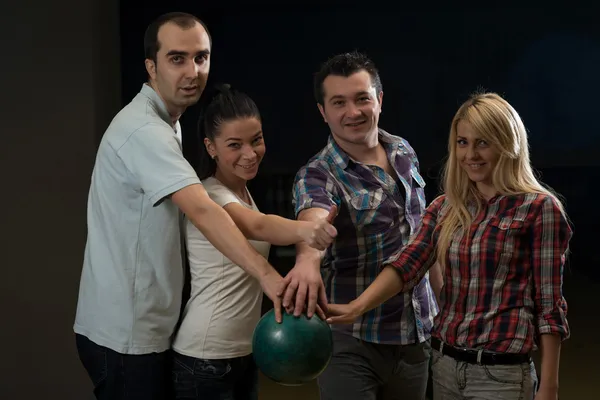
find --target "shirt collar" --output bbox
[140,83,173,127]
[324,128,406,169]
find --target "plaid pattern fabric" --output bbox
[293,129,438,345]
[392,193,572,353]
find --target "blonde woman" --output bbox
[325,92,572,400]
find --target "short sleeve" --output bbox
[118,123,201,206]
[203,179,242,208]
[292,164,337,217]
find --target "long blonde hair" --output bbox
[435,92,568,270]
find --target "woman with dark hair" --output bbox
[170,84,338,400]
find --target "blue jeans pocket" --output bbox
[194,359,232,379]
[172,353,196,399]
[171,351,261,400]
[171,352,236,400]
[75,334,108,387]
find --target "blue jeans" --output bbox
[171,350,258,400]
[75,333,171,400]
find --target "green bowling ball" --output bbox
[252,308,334,386]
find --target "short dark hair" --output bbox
[313,51,383,105]
[143,12,211,63]
[196,84,262,180]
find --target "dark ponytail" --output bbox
[196,83,261,180]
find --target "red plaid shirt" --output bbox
[390,193,572,354]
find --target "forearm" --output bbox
[252,214,307,246]
[354,265,405,314]
[294,240,324,271]
[190,204,275,279]
[293,207,330,270]
[538,333,561,390]
[386,205,440,291]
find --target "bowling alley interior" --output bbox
[4,2,599,399]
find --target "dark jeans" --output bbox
[171,350,258,400]
[75,333,171,400]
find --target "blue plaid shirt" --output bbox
[292,129,438,345]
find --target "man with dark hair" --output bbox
[73,12,286,400]
[143,12,212,64]
[281,51,443,399]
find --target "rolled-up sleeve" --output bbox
[292,165,337,216]
[389,195,444,291]
[531,195,572,340]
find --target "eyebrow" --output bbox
[224,131,263,142]
[166,49,210,58]
[457,136,484,141]
[328,91,371,102]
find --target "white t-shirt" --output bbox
[172,177,271,359]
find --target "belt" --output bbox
[431,337,531,366]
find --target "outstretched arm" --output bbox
[326,196,443,324]
[281,207,334,318]
[278,165,338,318]
[223,202,337,250]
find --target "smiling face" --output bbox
[317,70,383,146]
[455,119,501,197]
[206,117,265,183]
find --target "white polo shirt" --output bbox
[73,84,201,355]
[172,177,271,359]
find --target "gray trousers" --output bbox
[431,349,538,400]
[317,331,431,400]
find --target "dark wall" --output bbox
[1,0,121,398]
[119,5,600,281]
[120,6,600,174]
